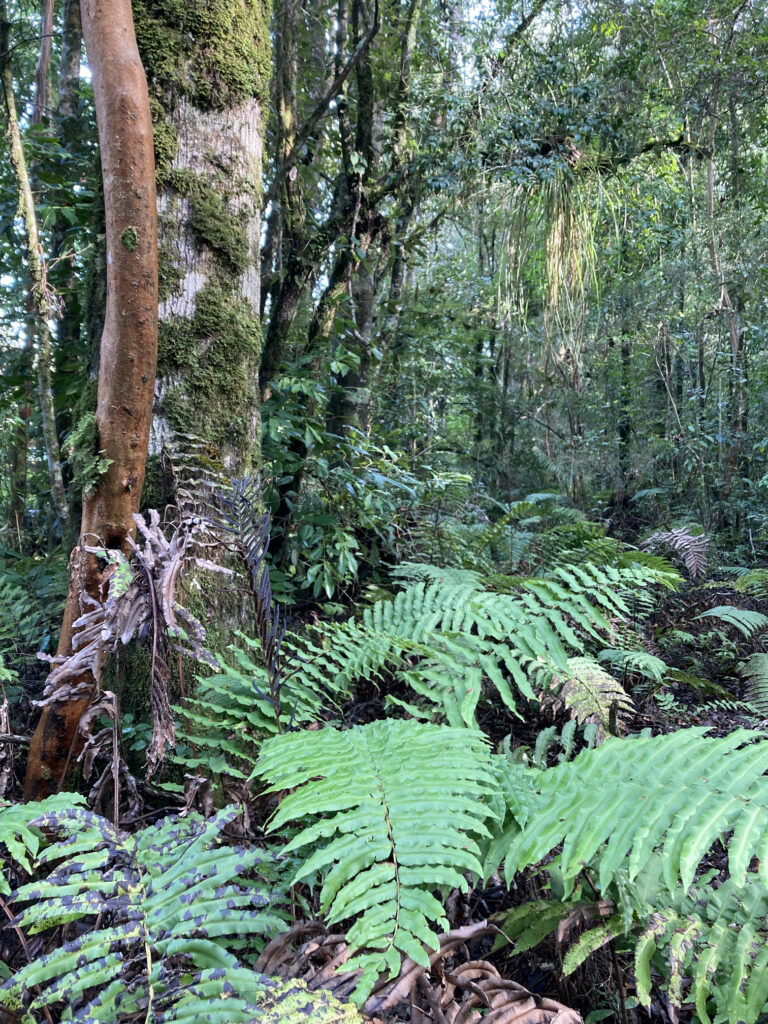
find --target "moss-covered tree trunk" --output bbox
[134,0,268,476]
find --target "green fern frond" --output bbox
[727,568,768,599]
[598,648,667,683]
[615,551,683,595]
[502,728,768,895]
[697,695,765,720]
[1,806,289,1022]
[695,605,768,637]
[390,562,482,587]
[300,560,668,729]
[255,720,497,1002]
[175,555,680,780]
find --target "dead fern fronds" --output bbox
[38,511,216,778]
[209,477,289,732]
[640,527,709,580]
[550,656,635,742]
[258,921,583,1023]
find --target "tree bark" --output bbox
[32,0,54,123]
[133,0,266,475]
[25,0,158,798]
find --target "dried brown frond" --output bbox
[257,921,582,1023]
[641,527,708,580]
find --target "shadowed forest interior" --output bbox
[2,1,768,1022]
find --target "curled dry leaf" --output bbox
[555,899,616,951]
[368,923,582,1024]
[256,923,359,1003]
[257,921,581,1024]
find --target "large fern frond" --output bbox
[295,560,673,729]
[501,727,768,894]
[176,555,679,782]
[1,806,289,1022]
[255,720,497,1001]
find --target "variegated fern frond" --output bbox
[633,870,768,1024]
[553,656,635,740]
[0,805,290,1023]
[739,652,768,714]
[493,870,768,1024]
[640,525,708,580]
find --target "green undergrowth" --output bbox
[4,495,768,1022]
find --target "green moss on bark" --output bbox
[148,97,179,181]
[169,169,250,272]
[133,0,266,475]
[133,0,271,111]
[120,226,139,251]
[157,278,261,457]
[158,236,185,304]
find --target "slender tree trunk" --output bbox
[1,8,69,532]
[6,0,63,539]
[50,0,83,355]
[259,0,302,397]
[32,0,54,123]
[25,0,158,798]
[705,29,744,493]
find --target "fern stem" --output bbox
[583,869,628,1024]
[374,758,402,964]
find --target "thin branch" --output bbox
[509,0,547,39]
[263,0,380,208]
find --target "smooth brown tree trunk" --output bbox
[25,0,158,799]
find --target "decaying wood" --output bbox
[24,0,158,798]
